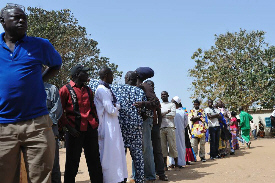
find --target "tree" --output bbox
[27,7,122,88]
[189,29,275,110]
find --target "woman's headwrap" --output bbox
[135,67,154,81]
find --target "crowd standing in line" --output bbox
[0,3,266,183]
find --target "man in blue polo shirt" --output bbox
[0,4,62,183]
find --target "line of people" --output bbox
[0,4,257,183]
[55,65,255,183]
[165,98,255,170]
[45,65,167,183]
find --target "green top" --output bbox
[239,111,253,130]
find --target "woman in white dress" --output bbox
[94,67,128,183]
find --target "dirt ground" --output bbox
[60,137,275,183]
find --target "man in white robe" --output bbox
[169,96,188,167]
[94,67,128,183]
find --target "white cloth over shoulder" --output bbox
[94,85,128,183]
[169,108,188,166]
[204,107,220,127]
[161,102,176,128]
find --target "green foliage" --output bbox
[189,29,275,110]
[26,7,122,88]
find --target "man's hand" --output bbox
[66,125,80,137]
[134,101,143,108]
[58,127,66,141]
[191,116,201,122]
[42,67,60,82]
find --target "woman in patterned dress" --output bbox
[230,111,239,150]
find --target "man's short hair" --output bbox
[231,111,237,117]
[125,71,137,81]
[99,67,112,80]
[239,106,243,112]
[193,99,200,105]
[0,3,25,19]
[144,80,154,87]
[70,64,89,78]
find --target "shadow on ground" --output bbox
[156,160,216,182]
[157,145,254,182]
[231,147,251,157]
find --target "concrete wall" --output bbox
[247,109,273,136]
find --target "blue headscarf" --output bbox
[135,67,154,81]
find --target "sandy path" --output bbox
[60,138,275,183]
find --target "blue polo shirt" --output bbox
[0,33,62,123]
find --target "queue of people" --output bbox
[0,3,263,183]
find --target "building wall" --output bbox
[247,109,273,136]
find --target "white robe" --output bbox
[94,85,128,183]
[169,108,188,166]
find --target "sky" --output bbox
[0,0,275,110]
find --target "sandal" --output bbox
[168,164,175,168]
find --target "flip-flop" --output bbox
[168,165,175,168]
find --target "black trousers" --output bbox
[151,124,165,176]
[52,125,61,183]
[52,138,61,183]
[209,126,220,158]
[64,126,103,183]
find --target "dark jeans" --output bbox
[64,126,103,183]
[52,138,61,183]
[252,129,257,139]
[151,124,165,176]
[209,126,220,158]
